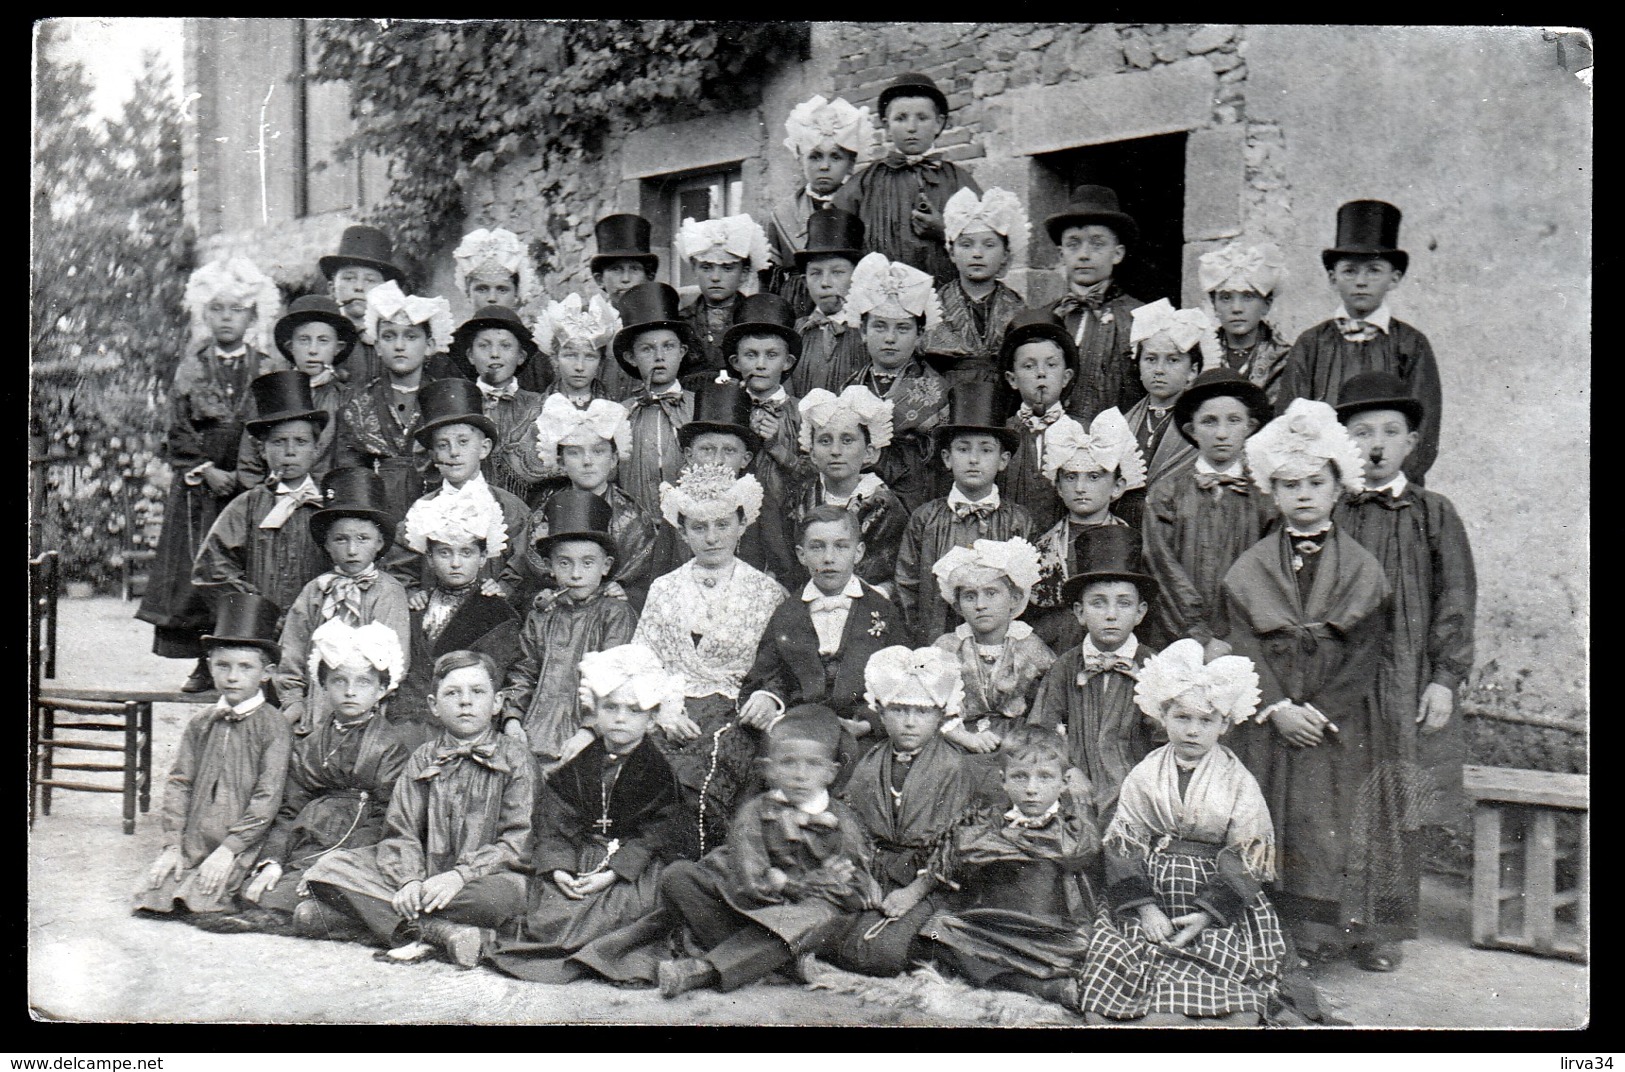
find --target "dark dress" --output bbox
[833,156,982,286]
[190,479,329,629]
[392,588,521,750]
[926,279,1026,391]
[894,497,1034,642]
[334,377,435,521]
[790,309,870,399]
[842,360,951,517]
[1028,640,1156,821]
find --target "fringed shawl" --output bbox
[1106,743,1275,881]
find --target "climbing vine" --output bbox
[311,20,811,277]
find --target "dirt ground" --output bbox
[29,597,1590,1029]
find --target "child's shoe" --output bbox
[291,896,366,941]
[657,957,719,998]
[419,918,486,969]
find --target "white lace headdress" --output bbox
[185,258,282,352]
[1245,398,1367,494]
[839,252,942,330]
[797,385,895,452]
[308,619,407,695]
[1039,409,1147,490]
[942,187,1030,267]
[364,280,455,354]
[452,228,541,305]
[1133,638,1261,726]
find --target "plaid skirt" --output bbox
[1078,844,1286,1020]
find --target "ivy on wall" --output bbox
[311,20,811,277]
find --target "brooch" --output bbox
[1099,310,1114,326]
[867,612,887,638]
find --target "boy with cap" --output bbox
[1199,241,1293,403]
[998,309,1080,535]
[446,305,546,500]
[894,382,1034,642]
[677,214,772,384]
[833,72,982,286]
[134,593,292,918]
[614,282,698,519]
[1143,368,1277,659]
[926,187,1031,391]
[770,95,873,318]
[273,468,412,736]
[839,251,952,516]
[726,293,809,537]
[320,224,406,387]
[1334,370,1476,857]
[782,386,909,592]
[1028,526,1159,824]
[334,281,455,520]
[590,213,660,400]
[192,371,332,624]
[500,489,639,775]
[1041,186,1147,424]
[138,258,287,693]
[789,209,871,399]
[657,707,881,997]
[1277,200,1443,483]
[235,294,359,489]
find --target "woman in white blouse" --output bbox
[633,464,788,855]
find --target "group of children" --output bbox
[130,71,1477,1026]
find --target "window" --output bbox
[641,165,744,289]
[293,19,382,219]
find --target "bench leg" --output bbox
[39,705,55,816]
[1471,802,1502,946]
[1525,808,1557,952]
[138,702,153,813]
[123,705,138,836]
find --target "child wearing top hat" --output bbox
[1040,186,1148,425]
[1028,526,1160,825]
[1199,241,1293,404]
[1142,368,1277,660]
[134,593,293,918]
[1333,370,1476,853]
[998,309,1080,536]
[925,187,1031,391]
[1117,299,1218,529]
[614,282,699,520]
[390,472,522,749]
[500,488,639,776]
[1277,200,1443,483]
[789,209,871,399]
[590,213,660,401]
[446,305,546,500]
[894,382,1034,642]
[451,228,544,388]
[273,468,412,736]
[726,293,810,549]
[334,281,455,520]
[235,295,359,490]
[769,95,873,319]
[833,72,982,286]
[839,252,952,517]
[137,259,287,693]
[781,386,910,593]
[1221,400,1399,972]
[677,214,772,385]
[192,371,332,626]
[320,224,406,388]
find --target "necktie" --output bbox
[417,739,504,779]
[211,700,251,724]
[1193,470,1252,496]
[1336,317,1380,343]
[808,595,849,614]
[1290,530,1330,572]
[1016,404,1064,435]
[1082,652,1138,679]
[318,567,378,627]
[1348,489,1410,509]
[259,481,324,529]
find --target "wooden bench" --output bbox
[1463,764,1588,962]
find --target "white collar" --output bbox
[947,483,1000,511]
[750,385,790,404]
[215,691,267,716]
[275,474,319,495]
[1004,800,1061,826]
[648,381,683,398]
[1194,456,1246,478]
[213,344,249,360]
[439,472,492,499]
[954,619,1033,642]
[1369,472,1408,498]
[1285,520,1333,538]
[1082,634,1139,661]
[389,382,421,394]
[771,787,831,815]
[1336,302,1392,331]
[803,576,863,603]
[821,472,883,507]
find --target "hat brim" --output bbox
[1060,570,1156,607]
[878,84,950,117]
[590,253,660,276]
[309,507,398,546]
[1334,395,1426,429]
[451,317,540,359]
[721,321,803,363]
[319,254,405,283]
[793,248,862,270]
[1044,211,1139,248]
[274,311,360,365]
[934,423,1021,454]
[1172,379,1274,447]
[678,419,764,457]
[1320,249,1408,274]
[999,321,1079,372]
[413,413,501,449]
[246,408,332,436]
[200,635,282,662]
[533,529,620,561]
[613,321,701,378]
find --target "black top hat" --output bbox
[1044,185,1139,247]
[200,591,284,662]
[533,487,619,561]
[1059,526,1157,606]
[274,295,359,365]
[413,378,501,448]
[678,376,763,455]
[878,72,950,117]
[935,382,1020,453]
[998,308,1079,373]
[245,370,330,436]
[795,209,866,269]
[1171,368,1274,447]
[612,282,701,378]
[310,467,398,546]
[1333,370,1425,429]
[450,305,540,360]
[721,293,803,365]
[1321,200,1408,275]
[590,214,659,276]
[319,225,405,283]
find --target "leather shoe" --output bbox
[181,659,215,694]
[657,957,718,998]
[419,918,487,969]
[1354,942,1402,972]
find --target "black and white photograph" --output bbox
[29,18,1589,1030]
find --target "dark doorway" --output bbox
[1028,131,1187,305]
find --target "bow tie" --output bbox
[1348,488,1410,509]
[773,803,842,842]
[318,567,378,627]
[308,367,337,389]
[804,309,846,335]
[1336,317,1381,343]
[807,594,850,614]
[806,187,837,208]
[479,381,518,403]
[882,150,944,170]
[1193,470,1252,495]
[1082,652,1138,679]
[952,501,997,521]
[418,739,505,779]
[1053,291,1109,319]
[632,391,685,416]
[1017,404,1064,434]
[259,481,324,529]
[752,398,784,417]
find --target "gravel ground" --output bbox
[28,598,1590,1029]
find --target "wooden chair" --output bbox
[34,697,154,836]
